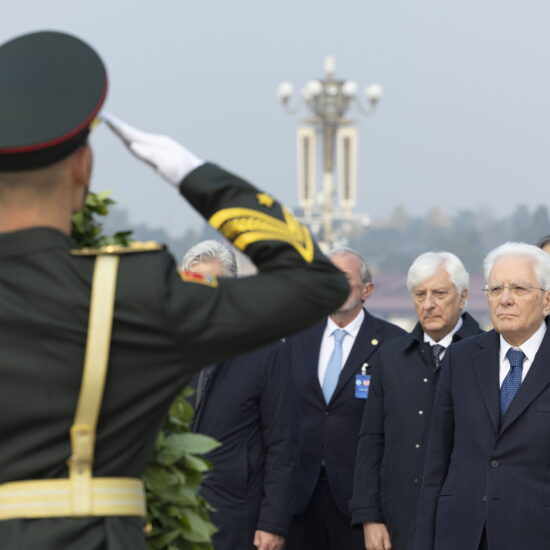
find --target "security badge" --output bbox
[355,362,371,399]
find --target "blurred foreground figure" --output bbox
[284,248,405,550]
[414,243,550,550]
[182,240,294,550]
[0,31,348,550]
[351,252,482,550]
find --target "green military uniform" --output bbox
[0,31,348,549]
[0,163,348,549]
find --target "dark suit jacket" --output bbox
[351,312,482,550]
[0,164,349,550]
[284,309,405,516]
[192,343,296,549]
[414,323,550,550]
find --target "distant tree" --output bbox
[532,205,550,244]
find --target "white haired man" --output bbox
[414,243,550,550]
[182,241,294,550]
[351,251,482,550]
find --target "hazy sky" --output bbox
[5,0,550,236]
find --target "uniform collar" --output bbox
[0,227,73,259]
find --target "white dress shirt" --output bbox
[423,316,463,362]
[318,309,365,386]
[499,321,546,386]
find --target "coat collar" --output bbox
[500,320,550,433]
[0,227,73,259]
[328,310,385,403]
[472,320,550,434]
[404,311,482,352]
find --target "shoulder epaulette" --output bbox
[70,241,165,256]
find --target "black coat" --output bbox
[192,343,296,549]
[284,309,405,517]
[414,322,550,550]
[350,312,482,550]
[0,164,348,550]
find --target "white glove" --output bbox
[101,112,204,186]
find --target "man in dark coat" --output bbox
[182,241,295,550]
[0,31,348,550]
[414,243,550,550]
[351,251,483,550]
[284,248,405,550]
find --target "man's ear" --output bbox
[69,145,92,212]
[70,145,92,187]
[361,282,375,302]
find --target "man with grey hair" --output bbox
[181,240,295,550]
[285,248,405,550]
[414,243,550,550]
[351,251,482,550]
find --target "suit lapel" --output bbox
[330,311,380,403]
[300,321,326,403]
[472,331,500,432]
[500,329,550,433]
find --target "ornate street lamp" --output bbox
[277,56,382,250]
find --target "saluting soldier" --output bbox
[0,31,348,549]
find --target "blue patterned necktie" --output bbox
[500,348,525,415]
[322,329,347,403]
[431,344,446,370]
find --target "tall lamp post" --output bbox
[277,56,382,250]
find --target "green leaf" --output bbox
[165,433,221,456]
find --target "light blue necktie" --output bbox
[500,348,525,415]
[322,329,347,403]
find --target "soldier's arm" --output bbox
[103,114,349,367]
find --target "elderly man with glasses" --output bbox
[414,242,550,550]
[351,251,482,550]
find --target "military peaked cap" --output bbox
[0,31,107,171]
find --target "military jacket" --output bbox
[0,163,348,549]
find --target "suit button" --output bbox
[418,410,424,415]
[318,444,323,450]
[423,378,429,383]
[415,444,420,449]
[482,495,488,502]
[414,477,419,483]
[324,410,330,416]
[490,460,500,468]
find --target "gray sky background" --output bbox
[4,0,550,236]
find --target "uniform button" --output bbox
[490,460,500,468]
[415,444,420,448]
[418,410,424,415]
[414,477,419,483]
[482,495,488,502]
[423,378,429,383]
[318,444,323,450]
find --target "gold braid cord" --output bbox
[209,206,314,263]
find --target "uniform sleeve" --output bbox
[160,163,349,369]
[255,343,297,537]
[350,356,386,525]
[413,349,455,550]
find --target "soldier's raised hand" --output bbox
[101,112,204,186]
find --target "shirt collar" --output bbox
[499,321,547,365]
[326,308,365,337]
[423,316,464,348]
